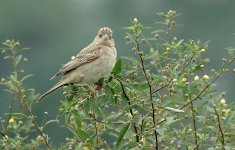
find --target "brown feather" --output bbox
[50,46,101,80]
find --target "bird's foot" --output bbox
[90,82,103,98]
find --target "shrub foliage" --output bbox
[0,10,234,150]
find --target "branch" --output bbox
[152,55,193,94]
[67,125,92,150]
[3,95,15,134]
[189,96,199,149]
[135,37,158,150]
[0,131,17,146]
[157,56,235,125]
[24,100,50,148]
[115,78,140,144]
[88,113,104,123]
[0,131,7,139]
[180,56,235,110]
[211,96,225,150]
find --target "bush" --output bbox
[0,10,234,150]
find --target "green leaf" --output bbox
[151,29,165,34]
[25,89,36,109]
[120,56,139,64]
[75,113,82,128]
[124,81,148,93]
[5,113,27,119]
[226,47,235,57]
[206,126,216,132]
[19,47,30,52]
[156,129,164,136]
[194,63,204,71]
[145,50,159,60]
[16,55,22,66]
[3,56,11,59]
[76,128,94,148]
[112,59,122,75]
[91,100,102,117]
[44,119,59,127]
[164,107,184,113]
[176,39,184,47]
[125,32,134,44]
[116,123,130,148]
[20,74,33,82]
[84,99,91,113]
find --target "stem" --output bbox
[116,78,140,144]
[0,131,7,139]
[0,131,17,146]
[24,101,50,148]
[135,37,158,150]
[157,57,235,126]
[94,114,99,149]
[189,96,199,149]
[3,46,18,134]
[3,95,15,134]
[88,113,104,123]
[11,45,17,73]
[152,56,193,94]
[67,125,92,150]
[180,56,235,110]
[213,104,225,149]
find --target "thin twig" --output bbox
[152,55,193,94]
[0,131,17,146]
[214,107,225,149]
[88,112,126,125]
[13,67,50,148]
[180,56,235,110]
[93,114,100,149]
[88,113,104,123]
[135,37,158,150]
[189,96,199,149]
[115,78,140,144]
[67,125,92,150]
[4,45,23,134]
[3,95,15,134]
[157,56,235,125]
[0,131,7,139]
[210,96,225,150]
[24,101,50,148]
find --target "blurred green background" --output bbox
[1,0,235,145]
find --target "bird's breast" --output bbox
[98,46,117,74]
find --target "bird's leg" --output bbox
[90,82,103,98]
[95,82,103,90]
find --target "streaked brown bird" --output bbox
[37,27,117,101]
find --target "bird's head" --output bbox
[94,27,114,47]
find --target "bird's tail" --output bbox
[37,82,64,102]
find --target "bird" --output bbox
[37,27,117,101]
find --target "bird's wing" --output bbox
[50,45,101,80]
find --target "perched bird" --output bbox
[37,27,117,101]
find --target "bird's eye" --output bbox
[99,34,103,38]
